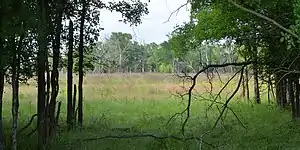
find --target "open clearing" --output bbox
[2,73,299,149]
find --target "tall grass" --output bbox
[1,73,298,149]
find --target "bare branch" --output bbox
[164,2,189,23]
[18,114,38,134]
[212,67,245,129]
[206,67,243,113]
[175,61,252,135]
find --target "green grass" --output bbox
[1,73,300,149]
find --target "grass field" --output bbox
[2,73,300,149]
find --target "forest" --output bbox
[1,0,300,149]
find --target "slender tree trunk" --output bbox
[78,0,86,126]
[267,74,271,104]
[289,76,295,119]
[242,73,245,98]
[245,67,250,101]
[253,46,260,104]
[49,0,64,137]
[275,73,288,108]
[12,35,22,150]
[0,31,5,150]
[282,79,287,107]
[295,78,300,116]
[67,19,74,129]
[275,74,281,106]
[37,0,49,148]
[73,84,77,124]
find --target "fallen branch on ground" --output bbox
[79,133,215,148]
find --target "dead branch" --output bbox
[79,134,215,148]
[18,114,38,134]
[27,127,37,137]
[175,61,252,135]
[195,94,246,130]
[206,67,243,113]
[164,1,189,23]
[212,67,244,129]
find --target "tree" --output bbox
[78,0,86,127]
[37,0,49,147]
[67,19,74,129]
[186,0,300,116]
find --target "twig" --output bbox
[164,2,189,23]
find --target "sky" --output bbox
[99,0,190,44]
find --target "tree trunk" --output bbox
[78,0,87,126]
[37,0,49,148]
[242,72,245,98]
[245,67,250,101]
[267,74,271,104]
[253,46,260,104]
[67,19,74,129]
[11,35,22,150]
[282,79,287,107]
[295,78,300,117]
[275,74,281,106]
[73,84,77,124]
[0,30,5,150]
[49,0,64,137]
[289,76,296,119]
[275,73,288,108]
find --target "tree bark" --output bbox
[73,84,77,124]
[275,73,288,108]
[289,76,295,119]
[12,34,22,150]
[67,19,74,129]
[78,0,87,126]
[275,74,281,106]
[37,0,49,148]
[253,46,260,104]
[49,0,64,137]
[267,74,271,104]
[242,72,245,98]
[282,79,287,107]
[295,78,300,117]
[0,29,5,150]
[245,67,250,101]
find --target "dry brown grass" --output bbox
[3,72,251,102]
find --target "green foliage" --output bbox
[169,22,197,59]
[158,63,172,73]
[73,46,97,75]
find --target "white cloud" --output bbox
[99,0,190,44]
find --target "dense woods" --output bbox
[2,0,300,149]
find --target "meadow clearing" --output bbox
[1,73,300,149]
